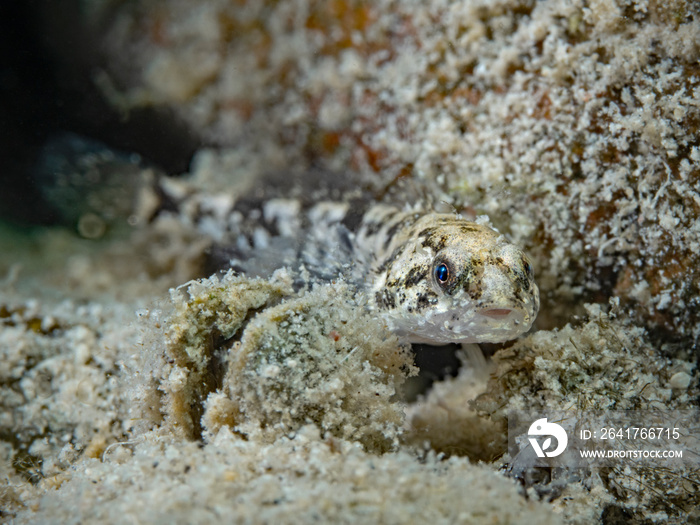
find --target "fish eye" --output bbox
[522,258,533,278]
[434,262,450,285]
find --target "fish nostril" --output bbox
[480,308,513,319]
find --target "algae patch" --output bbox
[142,269,416,453]
[473,303,700,523]
[475,303,698,418]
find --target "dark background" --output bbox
[0,0,197,225]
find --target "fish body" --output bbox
[176,192,540,345]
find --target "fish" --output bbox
[354,205,539,344]
[207,195,540,345]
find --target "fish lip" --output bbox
[479,308,515,319]
[477,307,531,329]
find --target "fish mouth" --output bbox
[480,308,515,319]
[475,306,533,337]
[478,307,528,326]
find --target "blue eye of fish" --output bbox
[435,262,449,284]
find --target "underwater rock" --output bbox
[139,269,416,453]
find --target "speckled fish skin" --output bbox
[354,205,540,344]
